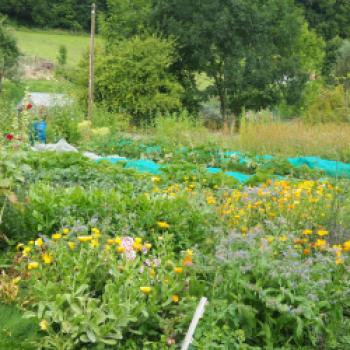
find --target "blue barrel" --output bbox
[32,120,47,143]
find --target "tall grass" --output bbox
[238,119,350,161]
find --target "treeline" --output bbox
[0,0,107,31]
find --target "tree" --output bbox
[0,17,19,92]
[153,0,323,124]
[78,36,183,123]
[295,0,350,76]
[101,0,152,48]
[57,45,67,66]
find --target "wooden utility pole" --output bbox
[88,3,96,121]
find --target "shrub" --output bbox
[303,84,350,123]
[77,36,183,123]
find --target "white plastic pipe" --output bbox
[181,297,208,350]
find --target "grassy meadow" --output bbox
[12,28,94,66]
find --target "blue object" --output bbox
[31,120,47,143]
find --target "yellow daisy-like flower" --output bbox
[42,253,53,265]
[279,235,288,242]
[68,242,76,250]
[28,262,39,270]
[174,267,183,274]
[157,221,170,230]
[35,238,44,247]
[133,242,143,252]
[186,249,193,257]
[317,229,328,237]
[28,240,34,246]
[135,237,142,244]
[140,286,152,294]
[117,246,125,253]
[314,239,327,249]
[115,237,122,245]
[303,229,313,235]
[336,258,344,265]
[207,196,216,205]
[266,236,274,244]
[107,239,115,245]
[23,246,31,256]
[52,233,62,241]
[78,236,92,243]
[172,294,180,303]
[91,227,101,238]
[90,239,99,248]
[151,176,161,183]
[63,228,70,235]
[343,240,350,252]
[39,320,48,331]
[145,243,152,250]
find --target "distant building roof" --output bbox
[17,92,73,110]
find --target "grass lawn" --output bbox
[12,28,96,66]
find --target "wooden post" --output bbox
[88,3,96,121]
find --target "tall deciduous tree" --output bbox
[0,17,19,92]
[153,0,323,123]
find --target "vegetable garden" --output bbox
[1,135,350,349]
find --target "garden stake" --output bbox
[181,297,208,350]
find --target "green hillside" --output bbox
[12,28,93,66]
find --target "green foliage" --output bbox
[0,0,108,31]
[0,16,19,91]
[153,0,324,121]
[77,36,183,123]
[336,40,350,91]
[303,84,350,123]
[296,0,350,76]
[101,0,152,46]
[0,304,39,349]
[57,44,67,66]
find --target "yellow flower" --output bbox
[35,238,44,247]
[279,235,288,242]
[314,239,327,249]
[317,229,328,237]
[303,229,313,235]
[343,240,350,252]
[135,237,142,244]
[266,236,274,244]
[157,221,170,230]
[68,242,76,250]
[107,239,115,245]
[174,267,183,274]
[90,239,99,248]
[78,236,92,243]
[42,253,53,265]
[186,249,193,257]
[117,246,125,253]
[336,258,344,265]
[23,246,31,256]
[115,237,122,245]
[63,228,70,235]
[172,294,180,303]
[151,176,161,183]
[207,196,216,205]
[140,286,152,294]
[52,233,62,241]
[149,268,156,277]
[91,228,101,238]
[39,320,48,331]
[132,242,142,251]
[28,240,34,246]
[145,243,152,250]
[105,245,111,252]
[28,262,39,270]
